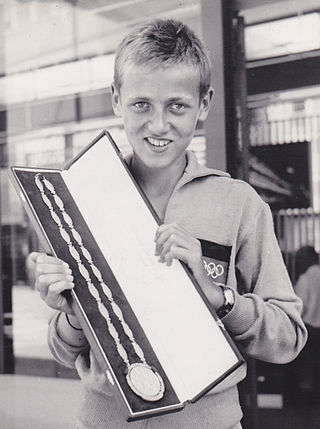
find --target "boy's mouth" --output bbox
[145,137,171,148]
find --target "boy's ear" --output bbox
[198,87,214,122]
[111,82,122,117]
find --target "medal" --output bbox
[127,363,165,402]
[35,173,165,402]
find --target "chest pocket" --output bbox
[199,239,232,285]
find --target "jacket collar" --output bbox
[184,150,230,181]
[125,150,230,187]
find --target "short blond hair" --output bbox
[114,19,211,100]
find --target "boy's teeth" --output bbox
[147,137,170,147]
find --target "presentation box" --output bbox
[9,130,243,421]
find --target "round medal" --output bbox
[126,363,165,402]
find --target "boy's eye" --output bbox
[132,101,150,110]
[170,103,186,112]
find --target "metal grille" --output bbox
[249,115,320,146]
[249,111,320,281]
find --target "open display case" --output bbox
[9,130,243,421]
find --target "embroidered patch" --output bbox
[199,239,231,285]
[203,260,224,279]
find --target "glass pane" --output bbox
[245,13,320,61]
[0,2,204,426]
[0,0,201,378]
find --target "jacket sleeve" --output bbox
[48,311,89,369]
[48,312,119,394]
[222,200,307,364]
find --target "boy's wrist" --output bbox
[56,311,87,348]
[216,286,235,318]
[64,313,82,330]
[198,275,225,311]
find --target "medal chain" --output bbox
[34,173,147,368]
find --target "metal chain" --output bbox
[34,173,147,367]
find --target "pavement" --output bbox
[12,284,55,360]
[0,374,80,429]
[0,285,80,429]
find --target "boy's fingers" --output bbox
[47,280,74,297]
[154,223,180,240]
[158,241,203,275]
[45,281,72,310]
[36,253,66,265]
[155,227,186,251]
[28,252,42,263]
[29,252,59,265]
[35,262,72,277]
[156,228,200,258]
[158,233,187,257]
[38,279,74,306]
[162,246,188,265]
[36,270,73,296]
[37,273,73,288]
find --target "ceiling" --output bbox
[9,0,320,26]
[0,0,319,74]
[54,0,320,25]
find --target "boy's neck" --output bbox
[130,154,187,218]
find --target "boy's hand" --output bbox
[154,223,206,283]
[154,223,224,312]
[28,252,75,315]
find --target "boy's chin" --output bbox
[143,154,186,171]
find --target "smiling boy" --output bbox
[111,62,209,219]
[29,19,307,429]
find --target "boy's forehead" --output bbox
[120,62,201,91]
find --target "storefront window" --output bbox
[0,0,202,376]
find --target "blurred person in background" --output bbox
[294,246,320,403]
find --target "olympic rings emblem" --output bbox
[203,260,224,279]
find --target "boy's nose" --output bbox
[148,110,170,134]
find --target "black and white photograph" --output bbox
[0,1,320,428]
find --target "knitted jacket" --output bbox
[48,150,307,429]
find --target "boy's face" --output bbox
[111,63,212,171]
